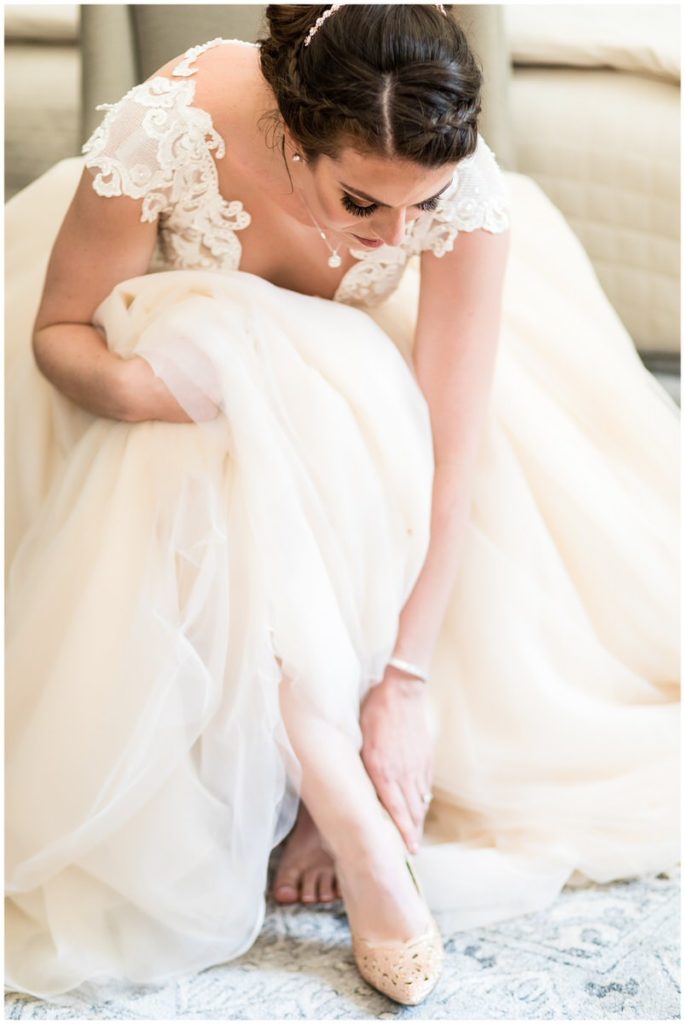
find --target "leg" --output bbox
[278,672,430,942]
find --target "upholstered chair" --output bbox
[79,4,515,169]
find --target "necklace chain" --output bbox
[289,149,343,269]
[297,189,343,269]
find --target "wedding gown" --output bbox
[5,39,679,999]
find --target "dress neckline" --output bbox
[168,36,404,305]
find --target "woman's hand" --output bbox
[360,667,434,854]
[120,355,220,424]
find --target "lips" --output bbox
[351,234,383,248]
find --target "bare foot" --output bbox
[272,801,340,905]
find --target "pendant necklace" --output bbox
[292,153,343,269]
[297,189,343,269]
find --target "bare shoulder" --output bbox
[152,40,266,140]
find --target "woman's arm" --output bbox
[32,168,194,423]
[393,224,511,666]
[360,224,510,853]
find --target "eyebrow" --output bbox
[338,177,454,208]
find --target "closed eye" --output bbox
[341,193,441,218]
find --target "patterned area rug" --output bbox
[5,867,680,1020]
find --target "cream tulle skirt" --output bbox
[5,159,680,999]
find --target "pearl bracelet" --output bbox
[387,656,429,684]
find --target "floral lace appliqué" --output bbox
[82,38,253,270]
[333,135,510,307]
[409,135,511,259]
[82,40,510,307]
[333,243,409,308]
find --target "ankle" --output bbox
[337,849,431,945]
[331,810,408,872]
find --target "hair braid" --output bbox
[258,4,482,167]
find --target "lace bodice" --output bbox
[82,38,510,308]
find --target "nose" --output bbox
[374,207,408,247]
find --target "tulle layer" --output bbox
[5,159,680,998]
[368,184,680,920]
[7,251,434,996]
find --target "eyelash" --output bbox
[341,194,441,218]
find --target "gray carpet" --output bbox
[5,866,680,1020]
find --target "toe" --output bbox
[318,868,337,903]
[301,868,321,904]
[272,869,300,903]
[274,885,298,903]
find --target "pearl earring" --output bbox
[292,153,302,162]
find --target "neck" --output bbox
[251,84,346,253]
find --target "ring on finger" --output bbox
[420,791,433,806]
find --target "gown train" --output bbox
[5,158,679,998]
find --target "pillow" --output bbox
[4,4,78,43]
[505,5,680,85]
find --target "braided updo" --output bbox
[257,4,482,169]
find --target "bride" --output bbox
[5,3,679,1006]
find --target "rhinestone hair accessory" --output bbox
[303,3,342,47]
[304,4,447,47]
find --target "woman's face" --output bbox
[294,146,459,250]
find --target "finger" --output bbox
[317,868,337,903]
[379,780,420,854]
[419,769,434,808]
[401,778,428,837]
[417,788,433,844]
[363,750,419,852]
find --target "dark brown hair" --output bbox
[257,4,482,170]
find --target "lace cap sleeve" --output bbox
[81,75,225,223]
[411,134,511,258]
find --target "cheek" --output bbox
[330,207,374,233]
[321,199,356,229]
